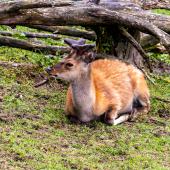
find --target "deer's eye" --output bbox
[65,62,74,68]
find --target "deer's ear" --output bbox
[82,52,96,64]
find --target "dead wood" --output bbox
[34,78,49,88]
[0,36,69,55]
[86,8,170,53]
[0,0,73,14]
[0,31,60,40]
[142,0,170,10]
[29,25,96,41]
[119,27,151,70]
[0,1,169,33]
[0,1,169,53]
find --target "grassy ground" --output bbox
[0,10,170,170]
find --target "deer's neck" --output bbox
[71,67,95,120]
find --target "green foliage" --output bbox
[152,9,170,16]
[148,53,170,65]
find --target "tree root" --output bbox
[119,27,152,71]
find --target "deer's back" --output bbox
[90,59,145,115]
[66,59,147,117]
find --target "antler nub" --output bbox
[64,38,95,52]
[64,38,86,47]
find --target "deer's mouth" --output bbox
[45,67,59,78]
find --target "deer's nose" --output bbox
[45,67,52,74]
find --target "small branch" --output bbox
[141,69,155,85]
[119,27,152,71]
[34,78,49,88]
[152,96,170,103]
[0,31,60,40]
[29,25,96,41]
[0,35,70,55]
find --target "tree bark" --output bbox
[0,0,169,69]
[29,25,96,41]
[0,2,169,33]
[0,2,169,52]
[0,36,69,55]
[0,31,60,40]
[142,0,170,10]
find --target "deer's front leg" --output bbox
[64,87,75,117]
[104,107,130,125]
[104,107,119,125]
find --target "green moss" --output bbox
[148,53,170,65]
[152,9,170,16]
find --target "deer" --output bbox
[46,38,150,125]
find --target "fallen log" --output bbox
[0,31,60,40]
[0,1,169,53]
[0,1,169,33]
[0,36,70,55]
[29,25,96,41]
[0,0,73,14]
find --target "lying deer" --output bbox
[46,38,150,125]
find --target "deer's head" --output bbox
[46,38,95,81]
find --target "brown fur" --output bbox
[64,59,150,124]
[48,51,150,124]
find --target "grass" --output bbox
[152,9,170,16]
[148,53,170,65]
[0,24,170,169]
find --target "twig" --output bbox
[142,69,155,85]
[0,31,60,40]
[29,25,96,41]
[34,78,49,88]
[133,58,155,85]
[152,96,170,103]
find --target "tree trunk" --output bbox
[94,25,143,67]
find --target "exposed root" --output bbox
[119,27,152,71]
